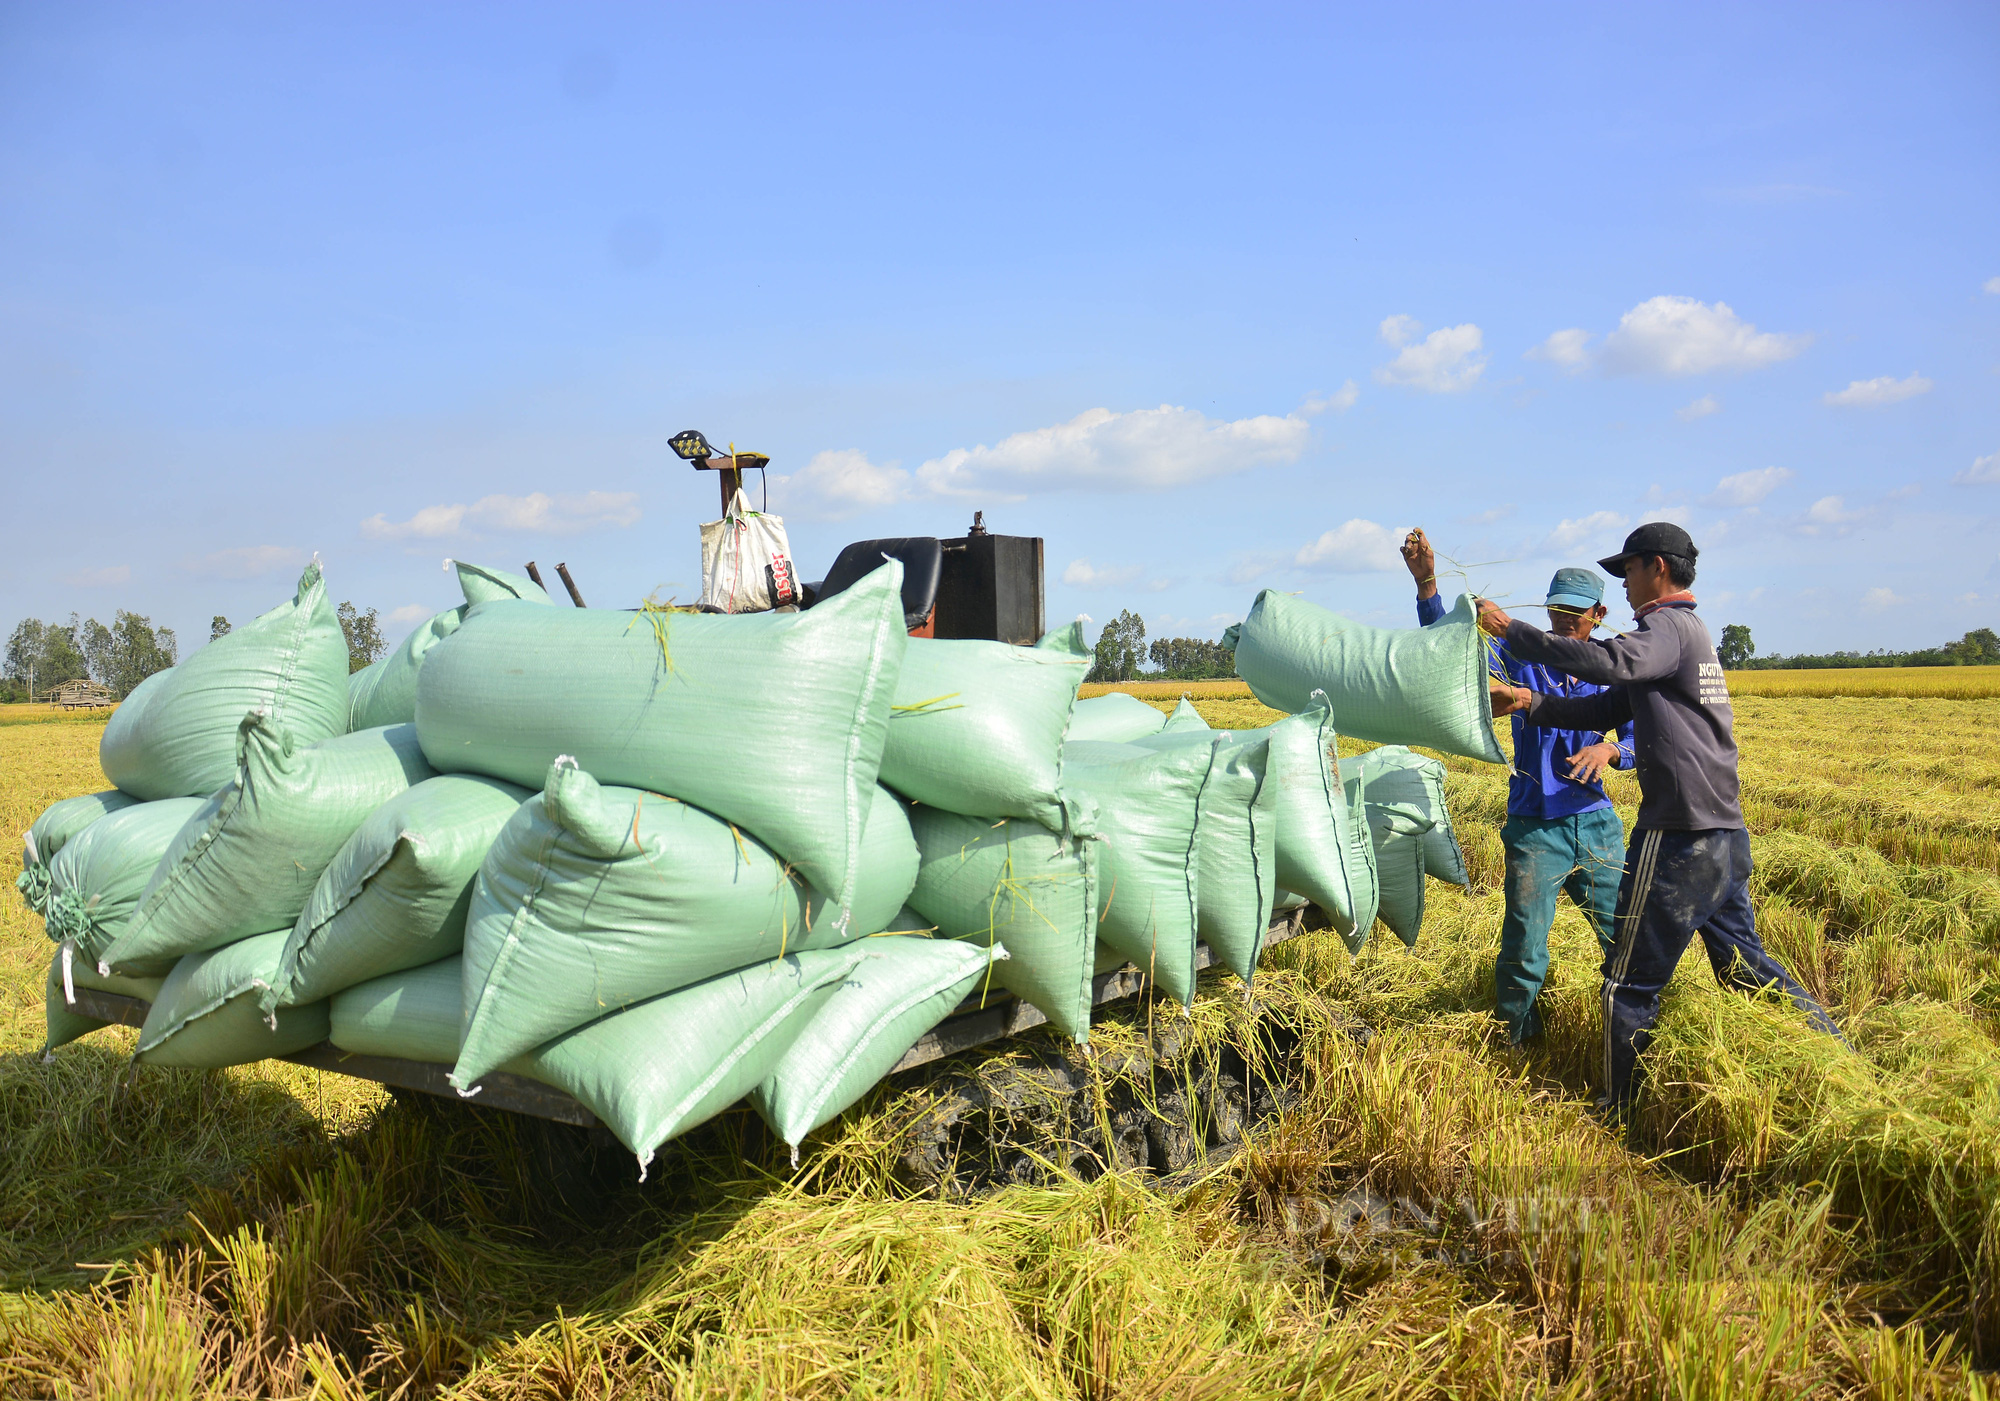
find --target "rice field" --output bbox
[3,697,1997,1397]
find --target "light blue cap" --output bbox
[1545,567,1605,611]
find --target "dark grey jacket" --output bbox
[1502,601,1741,831]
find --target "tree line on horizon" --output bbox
[1086,610,1237,683]
[1,603,390,703]
[1717,623,1999,671]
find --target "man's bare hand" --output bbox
[1477,599,1512,637]
[1401,528,1437,598]
[1489,679,1529,717]
[1564,741,1620,785]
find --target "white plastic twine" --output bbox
[637,1150,652,1184]
[442,557,455,572]
[790,1144,801,1170]
[60,941,76,1006]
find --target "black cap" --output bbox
[1598,521,1696,575]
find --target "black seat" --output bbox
[810,537,942,632]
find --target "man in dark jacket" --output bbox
[1479,522,1841,1113]
[1403,528,1633,1044]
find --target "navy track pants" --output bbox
[1601,826,1841,1105]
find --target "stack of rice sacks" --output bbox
[28,562,1487,1175]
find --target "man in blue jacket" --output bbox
[1402,527,1633,1045]
[1482,522,1841,1115]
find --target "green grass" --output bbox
[4,709,1999,1396]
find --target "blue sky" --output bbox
[4,2,1997,659]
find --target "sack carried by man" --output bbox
[700,487,800,613]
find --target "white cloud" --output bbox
[1302,380,1359,415]
[361,491,640,541]
[1599,296,1810,376]
[1704,466,1794,508]
[1986,277,2000,295]
[1294,519,1405,573]
[63,564,132,587]
[772,448,914,518]
[386,603,431,626]
[1373,318,1487,393]
[1540,511,1628,554]
[1378,314,1424,348]
[1823,373,1932,407]
[1677,394,1722,422]
[183,545,306,580]
[1062,558,1143,589]
[1952,451,2000,485]
[1861,586,1907,612]
[916,404,1310,499]
[1527,328,1592,369]
[1797,496,1867,536]
[1458,503,1515,525]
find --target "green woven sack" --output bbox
[416,561,906,913]
[1061,740,1204,1005]
[906,806,1098,1043]
[1067,693,1167,744]
[1340,775,1384,949]
[134,930,331,1068]
[1129,730,1278,983]
[527,947,868,1178]
[1035,620,1088,653]
[1352,765,1432,947]
[348,608,462,731]
[452,560,555,606]
[43,798,208,968]
[264,773,530,1013]
[1228,590,1506,765]
[752,937,1003,1151]
[1255,697,1378,945]
[42,952,166,1056]
[101,561,352,800]
[453,761,917,1089]
[328,955,476,1064]
[346,561,547,730]
[879,637,1087,832]
[18,790,141,915]
[1354,746,1468,887]
[103,719,435,974]
[1158,698,1210,733]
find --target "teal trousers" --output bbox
[1496,808,1625,1043]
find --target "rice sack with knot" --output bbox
[1128,729,1279,983]
[262,772,531,1014]
[415,560,906,917]
[1352,745,1467,888]
[753,937,1006,1152]
[1227,589,1506,765]
[134,930,331,1069]
[451,760,918,1090]
[905,804,1099,1043]
[1066,692,1168,744]
[878,635,1087,832]
[1060,740,1204,1005]
[101,560,351,800]
[18,790,141,915]
[1253,696,1379,949]
[524,947,868,1179]
[346,559,552,730]
[42,798,209,971]
[101,718,435,974]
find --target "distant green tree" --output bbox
[1942,628,2000,666]
[96,611,178,697]
[1717,624,1755,669]
[1087,610,1147,683]
[210,615,232,642]
[338,601,386,674]
[4,618,89,698]
[1146,636,1238,680]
